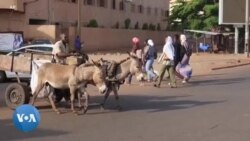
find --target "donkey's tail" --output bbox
[30,61,40,94]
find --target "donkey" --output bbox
[100,53,144,110]
[30,60,108,114]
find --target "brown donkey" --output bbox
[30,60,108,114]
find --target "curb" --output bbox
[211,62,250,70]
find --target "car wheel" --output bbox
[0,71,7,83]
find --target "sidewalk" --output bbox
[190,53,250,75]
[88,53,250,76]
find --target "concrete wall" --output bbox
[23,25,57,41]
[24,0,49,22]
[52,0,168,28]
[68,27,178,52]
[0,12,25,32]
[0,12,56,41]
[0,0,24,11]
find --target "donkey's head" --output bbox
[91,59,108,94]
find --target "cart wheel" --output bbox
[0,71,6,83]
[5,83,30,109]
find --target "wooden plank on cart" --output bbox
[0,55,31,73]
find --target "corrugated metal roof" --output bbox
[184,29,234,36]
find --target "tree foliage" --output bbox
[124,18,131,29]
[168,0,219,31]
[87,19,98,28]
[142,23,149,30]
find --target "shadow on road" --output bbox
[10,95,225,115]
[0,119,69,141]
[86,95,225,114]
[187,77,250,87]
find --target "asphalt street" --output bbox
[0,66,250,141]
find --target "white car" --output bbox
[0,44,53,82]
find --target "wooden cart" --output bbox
[0,52,87,109]
[0,52,53,109]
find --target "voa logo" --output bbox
[12,105,41,132]
[16,114,37,123]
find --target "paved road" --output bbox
[0,66,250,141]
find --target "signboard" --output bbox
[0,33,23,52]
[219,0,250,25]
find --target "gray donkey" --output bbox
[100,53,144,110]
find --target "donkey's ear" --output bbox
[127,52,131,57]
[99,58,105,65]
[128,52,137,59]
[92,60,101,67]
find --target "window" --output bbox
[29,19,47,25]
[31,47,53,52]
[112,0,116,9]
[138,5,143,13]
[131,4,135,12]
[97,0,106,7]
[119,1,124,11]
[161,9,164,17]
[84,0,94,5]
[165,10,169,17]
[154,8,158,16]
[147,7,151,15]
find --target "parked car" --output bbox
[0,44,53,82]
[31,39,53,45]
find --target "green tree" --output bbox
[124,18,131,29]
[142,23,149,30]
[87,19,98,28]
[149,24,156,31]
[168,0,218,31]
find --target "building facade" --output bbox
[0,0,169,31]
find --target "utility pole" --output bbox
[48,0,51,24]
[234,25,239,54]
[77,0,82,39]
[245,0,249,57]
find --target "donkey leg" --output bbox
[112,84,122,111]
[30,84,44,105]
[83,91,89,114]
[100,88,112,110]
[70,87,77,114]
[77,91,83,109]
[48,89,61,114]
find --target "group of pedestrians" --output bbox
[127,34,193,88]
[126,37,159,84]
